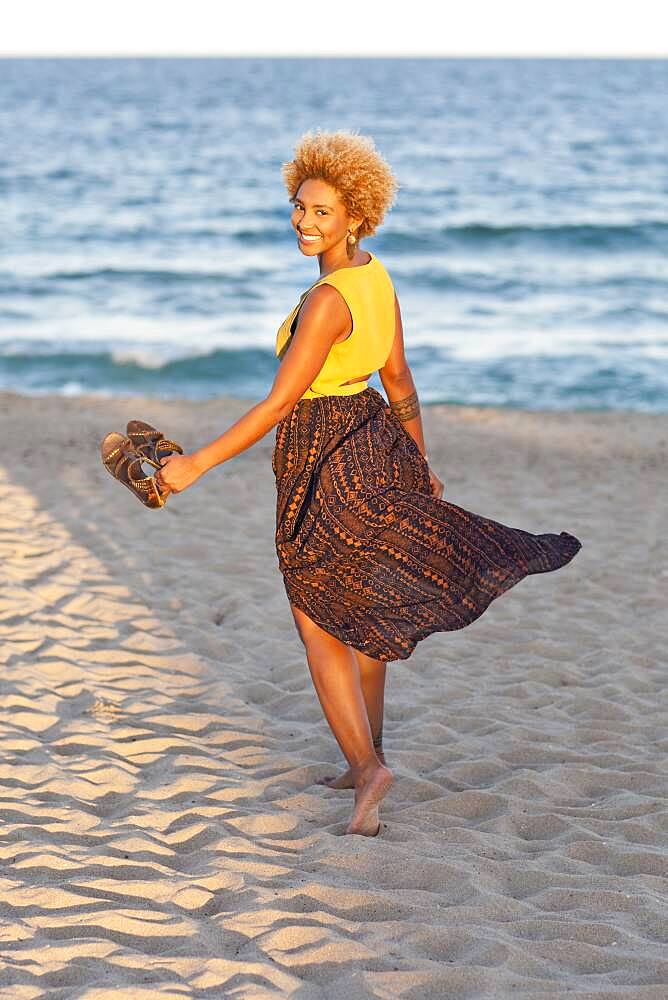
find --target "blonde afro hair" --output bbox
[282,129,399,241]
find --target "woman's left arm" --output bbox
[156,284,350,494]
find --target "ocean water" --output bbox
[1,57,667,412]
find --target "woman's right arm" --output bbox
[187,284,350,475]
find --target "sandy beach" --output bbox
[1,388,666,998]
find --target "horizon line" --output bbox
[1,53,666,60]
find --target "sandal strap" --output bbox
[134,442,183,471]
[127,425,162,443]
[102,442,127,467]
[134,449,163,471]
[155,438,183,455]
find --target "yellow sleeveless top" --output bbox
[275,251,396,399]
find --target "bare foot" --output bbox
[315,767,355,789]
[316,748,386,790]
[345,762,394,837]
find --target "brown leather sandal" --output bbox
[100,432,169,509]
[126,419,183,470]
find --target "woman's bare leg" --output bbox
[316,650,388,789]
[289,602,393,836]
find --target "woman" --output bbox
[156,129,582,838]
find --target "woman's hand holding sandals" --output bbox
[156,453,205,495]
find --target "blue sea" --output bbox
[1,57,667,411]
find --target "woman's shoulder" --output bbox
[297,281,350,325]
[316,252,392,289]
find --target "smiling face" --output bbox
[290,177,361,259]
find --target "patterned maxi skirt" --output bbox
[272,386,582,663]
